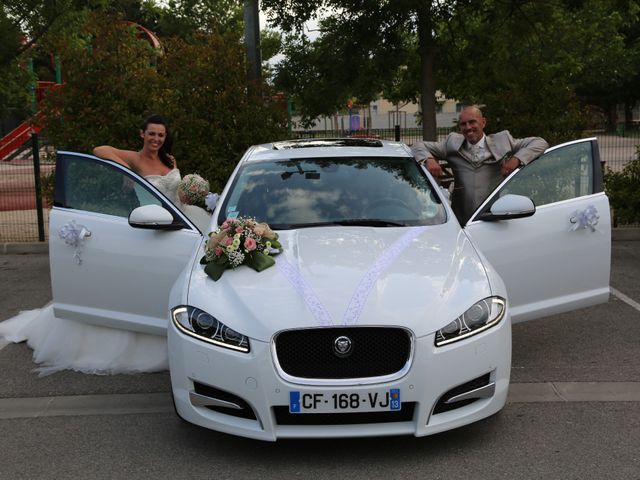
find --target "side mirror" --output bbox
[478,194,536,221]
[129,204,184,230]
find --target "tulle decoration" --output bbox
[570,205,599,232]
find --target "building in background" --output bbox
[292,93,462,133]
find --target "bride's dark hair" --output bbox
[142,114,174,168]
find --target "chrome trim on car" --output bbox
[444,382,496,404]
[189,391,243,410]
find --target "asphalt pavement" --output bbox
[0,239,639,479]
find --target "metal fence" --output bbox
[1,129,638,243]
[292,127,640,169]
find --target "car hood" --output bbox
[186,223,492,342]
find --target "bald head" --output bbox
[458,106,486,144]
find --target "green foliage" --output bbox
[437,2,560,141]
[40,13,161,153]
[158,34,288,191]
[0,0,92,118]
[39,12,287,194]
[438,0,640,142]
[0,63,32,120]
[267,1,427,127]
[265,0,640,141]
[604,150,640,224]
[154,0,244,37]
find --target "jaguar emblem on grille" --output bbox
[333,335,353,357]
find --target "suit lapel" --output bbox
[486,135,508,163]
[450,135,473,161]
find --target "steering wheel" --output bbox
[364,197,420,218]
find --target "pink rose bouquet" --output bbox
[178,174,210,206]
[200,217,282,281]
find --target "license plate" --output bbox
[289,388,401,414]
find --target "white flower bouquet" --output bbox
[178,174,210,207]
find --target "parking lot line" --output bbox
[1,383,640,420]
[610,287,640,312]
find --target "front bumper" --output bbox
[168,316,511,441]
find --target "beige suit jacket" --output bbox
[411,131,548,223]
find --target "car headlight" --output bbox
[435,297,506,347]
[171,306,250,353]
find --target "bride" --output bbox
[0,115,210,375]
[94,114,211,232]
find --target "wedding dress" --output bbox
[0,170,210,376]
[0,305,168,375]
[145,168,212,233]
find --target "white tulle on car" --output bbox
[0,304,168,376]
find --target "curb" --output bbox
[612,228,640,241]
[1,242,48,254]
[2,228,639,255]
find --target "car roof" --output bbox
[243,138,413,162]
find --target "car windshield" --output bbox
[218,156,447,229]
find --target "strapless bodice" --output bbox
[144,168,182,205]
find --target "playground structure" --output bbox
[0,81,62,162]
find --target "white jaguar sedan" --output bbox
[50,138,610,441]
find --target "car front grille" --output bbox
[274,327,412,380]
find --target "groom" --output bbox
[411,106,548,224]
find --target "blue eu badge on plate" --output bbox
[289,391,301,413]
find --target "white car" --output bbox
[50,138,610,441]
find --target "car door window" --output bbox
[465,138,610,323]
[62,156,161,217]
[497,141,596,206]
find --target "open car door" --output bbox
[48,152,204,335]
[464,138,611,323]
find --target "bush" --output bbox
[604,149,640,225]
[40,13,288,194]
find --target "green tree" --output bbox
[262,0,452,140]
[578,1,640,128]
[40,13,162,153]
[150,0,244,38]
[265,0,640,143]
[40,12,287,192]
[438,0,640,143]
[158,33,288,189]
[0,0,95,119]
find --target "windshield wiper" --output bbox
[274,219,407,229]
[334,219,407,227]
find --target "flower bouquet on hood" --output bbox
[200,217,282,281]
